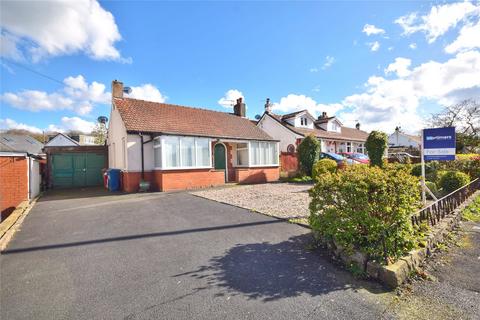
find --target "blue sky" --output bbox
[1,1,479,134]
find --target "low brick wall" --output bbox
[121,169,225,192]
[157,169,225,192]
[0,156,28,221]
[235,167,279,184]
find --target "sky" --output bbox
[1,0,479,135]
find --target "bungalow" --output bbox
[107,81,280,192]
[388,127,421,149]
[256,99,369,154]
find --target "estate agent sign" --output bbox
[422,127,456,161]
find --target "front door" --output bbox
[214,143,227,182]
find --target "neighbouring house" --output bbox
[388,127,421,149]
[0,133,44,220]
[107,80,280,192]
[45,132,81,147]
[70,134,98,145]
[256,99,369,175]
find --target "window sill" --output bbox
[154,166,213,171]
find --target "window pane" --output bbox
[164,136,179,168]
[260,142,266,165]
[180,137,195,167]
[196,138,210,167]
[154,145,162,167]
[250,142,259,165]
[237,148,248,165]
[273,143,278,164]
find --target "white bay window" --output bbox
[154,136,211,169]
[237,141,278,167]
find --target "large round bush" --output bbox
[312,159,337,181]
[439,171,471,194]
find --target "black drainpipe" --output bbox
[139,133,153,180]
[140,134,145,180]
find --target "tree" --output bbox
[92,122,107,145]
[297,134,320,176]
[365,131,388,167]
[429,99,480,153]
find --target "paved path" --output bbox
[1,188,393,320]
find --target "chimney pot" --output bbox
[112,80,124,99]
[356,122,360,130]
[265,98,271,113]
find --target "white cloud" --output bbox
[362,24,386,36]
[409,43,417,50]
[0,116,96,134]
[1,75,109,115]
[322,56,336,69]
[47,117,96,133]
[271,94,343,117]
[309,67,319,73]
[395,1,480,43]
[368,41,380,52]
[126,84,167,103]
[0,118,42,134]
[385,57,412,78]
[0,0,129,62]
[445,20,480,53]
[340,50,480,133]
[218,89,244,108]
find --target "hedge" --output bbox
[309,164,421,263]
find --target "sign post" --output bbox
[421,127,456,204]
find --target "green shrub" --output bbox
[462,195,480,222]
[411,162,440,182]
[297,134,320,176]
[365,131,388,167]
[309,164,421,263]
[439,171,471,194]
[312,159,337,181]
[425,181,438,199]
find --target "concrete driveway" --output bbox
[1,188,391,320]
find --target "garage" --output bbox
[44,146,107,189]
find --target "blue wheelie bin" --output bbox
[107,169,121,191]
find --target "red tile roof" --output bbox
[114,98,276,141]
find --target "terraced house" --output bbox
[107,81,280,192]
[256,99,369,154]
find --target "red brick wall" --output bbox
[121,171,156,193]
[280,152,298,175]
[121,169,225,192]
[225,143,235,182]
[1,156,28,221]
[235,167,280,184]
[158,169,225,191]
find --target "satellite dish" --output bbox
[97,116,108,124]
[123,87,132,94]
[255,114,261,120]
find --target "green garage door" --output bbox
[52,153,105,188]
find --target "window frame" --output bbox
[246,141,279,167]
[153,135,212,170]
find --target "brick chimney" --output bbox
[356,122,361,130]
[318,111,327,120]
[233,97,246,117]
[112,80,124,99]
[264,98,272,113]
